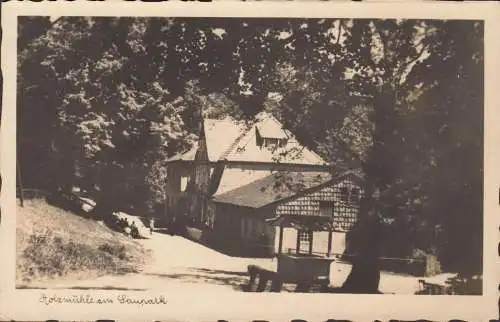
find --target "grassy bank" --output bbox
[16,199,151,286]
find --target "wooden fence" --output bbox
[17,188,50,200]
[284,248,429,276]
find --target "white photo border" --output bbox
[1,2,499,321]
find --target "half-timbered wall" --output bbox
[274,177,361,231]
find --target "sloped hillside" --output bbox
[16,199,151,286]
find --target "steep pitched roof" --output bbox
[168,112,327,165]
[212,171,334,208]
[213,168,275,196]
[218,112,327,164]
[166,143,199,162]
[166,117,247,162]
[167,112,327,165]
[255,115,288,139]
[204,118,248,161]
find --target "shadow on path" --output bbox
[68,286,147,291]
[145,267,248,291]
[17,285,147,291]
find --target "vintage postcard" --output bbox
[1,1,499,321]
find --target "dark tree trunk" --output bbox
[341,174,382,294]
[341,213,382,293]
[341,84,397,294]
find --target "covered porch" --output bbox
[267,213,339,257]
[244,214,340,291]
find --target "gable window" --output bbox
[339,186,361,205]
[260,137,286,149]
[256,128,288,149]
[350,188,360,204]
[340,187,349,203]
[319,201,335,217]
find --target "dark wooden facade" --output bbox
[210,175,362,257]
[210,203,275,257]
[275,176,361,231]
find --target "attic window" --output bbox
[256,127,288,149]
[263,138,286,148]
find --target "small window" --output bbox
[319,201,334,217]
[350,188,360,203]
[258,135,287,149]
[340,187,349,203]
[264,138,278,149]
[180,176,189,192]
[298,230,312,254]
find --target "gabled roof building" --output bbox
[165,112,362,257]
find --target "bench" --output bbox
[295,276,330,293]
[246,265,283,292]
[246,265,330,293]
[418,279,450,295]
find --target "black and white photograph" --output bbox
[1,2,499,321]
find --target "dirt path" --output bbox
[28,233,275,293]
[27,232,436,294]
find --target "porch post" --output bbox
[327,229,333,257]
[296,230,300,254]
[278,224,284,255]
[308,231,313,255]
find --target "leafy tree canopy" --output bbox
[18,17,483,281]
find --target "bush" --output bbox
[98,243,127,260]
[16,200,151,286]
[18,230,136,282]
[448,275,482,295]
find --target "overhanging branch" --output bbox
[402,44,430,72]
[336,20,342,45]
[325,132,367,169]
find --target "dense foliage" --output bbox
[17,17,483,288]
